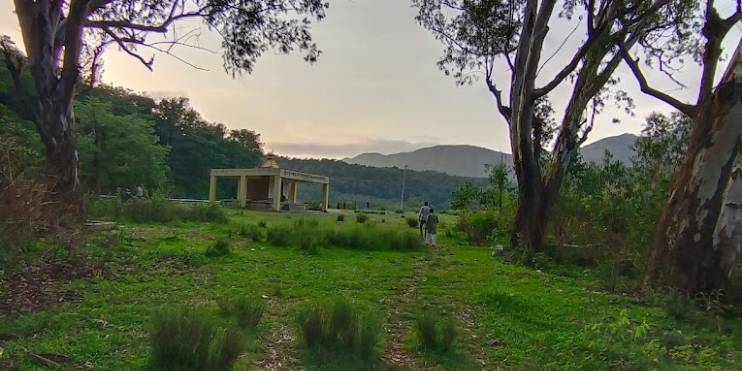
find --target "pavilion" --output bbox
[208,155,330,212]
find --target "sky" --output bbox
[2,1,741,159]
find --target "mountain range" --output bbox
[342,133,639,178]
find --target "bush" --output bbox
[238,224,263,242]
[455,211,503,245]
[414,310,457,353]
[356,214,369,224]
[257,220,267,228]
[218,295,266,329]
[150,306,244,371]
[183,204,229,223]
[296,298,381,360]
[87,194,229,224]
[405,217,418,228]
[336,214,345,222]
[394,209,404,214]
[205,240,231,258]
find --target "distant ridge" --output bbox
[342,134,639,178]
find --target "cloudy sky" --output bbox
[2,1,741,159]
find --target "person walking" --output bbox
[425,208,439,247]
[418,201,431,238]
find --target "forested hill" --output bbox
[1,38,482,209]
[276,157,487,209]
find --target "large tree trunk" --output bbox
[647,81,742,293]
[39,101,85,221]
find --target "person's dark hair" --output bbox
[430,208,435,213]
[424,201,429,206]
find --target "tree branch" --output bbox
[697,7,742,106]
[486,75,511,121]
[100,27,154,70]
[619,43,697,117]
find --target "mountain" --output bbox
[342,134,639,178]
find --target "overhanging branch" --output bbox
[619,43,697,117]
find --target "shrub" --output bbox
[183,204,229,223]
[296,298,381,360]
[257,221,267,228]
[296,230,319,255]
[205,240,231,258]
[218,295,266,329]
[238,224,263,242]
[336,214,345,222]
[356,214,369,224]
[405,217,418,228]
[150,306,244,371]
[414,310,457,353]
[394,209,404,214]
[455,211,502,245]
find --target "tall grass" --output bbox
[217,295,266,329]
[150,306,244,371]
[414,310,457,353]
[86,194,228,224]
[296,298,381,360]
[265,224,423,251]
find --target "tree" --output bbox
[413,0,686,252]
[619,0,742,292]
[75,97,169,194]
[2,0,329,220]
[484,158,511,216]
[631,112,692,192]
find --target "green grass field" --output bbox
[1,208,741,370]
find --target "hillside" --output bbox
[275,156,487,209]
[343,134,639,178]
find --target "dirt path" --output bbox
[381,253,432,369]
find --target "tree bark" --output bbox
[40,100,85,220]
[648,81,742,293]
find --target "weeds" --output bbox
[414,310,457,353]
[238,224,264,242]
[217,295,266,329]
[205,240,231,258]
[296,298,381,360]
[150,306,244,371]
[356,214,369,224]
[336,214,345,222]
[265,225,422,251]
[405,217,418,228]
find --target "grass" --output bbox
[150,305,245,371]
[0,207,740,370]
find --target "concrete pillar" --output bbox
[209,175,217,203]
[321,183,330,212]
[290,181,297,203]
[238,175,247,208]
[272,176,282,211]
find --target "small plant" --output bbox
[267,227,291,247]
[414,310,457,353]
[238,224,264,242]
[405,217,418,228]
[356,214,369,224]
[257,220,267,228]
[205,239,231,258]
[297,232,319,255]
[394,209,404,214]
[218,295,266,329]
[296,298,381,360]
[336,214,345,222]
[150,306,244,371]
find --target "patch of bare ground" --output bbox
[381,254,431,369]
[0,255,104,314]
[252,298,304,371]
